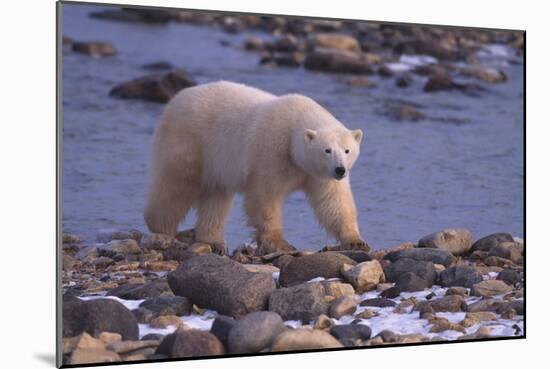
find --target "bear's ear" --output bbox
[304,129,317,142]
[351,129,363,143]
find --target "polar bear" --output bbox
[144,81,367,255]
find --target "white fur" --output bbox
[144,81,365,253]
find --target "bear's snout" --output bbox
[334,166,346,179]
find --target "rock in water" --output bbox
[63,297,139,340]
[471,280,513,297]
[304,48,374,74]
[418,229,473,256]
[167,254,276,318]
[228,311,287,353]
[438,266,483,288]
[162,330,224,358]
[279,252,356,287]
[307,33,361,53]
[471,232,515,252]
[269,282,330,323]
[383,248,454,267]
[340,260,385,292]
[271,329,343,351]
[109,69,196,103]
[72,41,116,57]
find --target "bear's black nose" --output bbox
[335,166,346,178]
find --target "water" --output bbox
[61,4,524,250]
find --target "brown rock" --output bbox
[307,33,361,53]
[69,348,121,365]
[313,314,333,329]
[471,280,513,297]
[279,252,356,287]
[304,48,374,74]
[271,329,343,351]
[328,296,358,319]
[149,315,185,329]
[418,228,473,256]
[341,260,385,292]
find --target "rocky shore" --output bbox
[62,228,524,365]
[63,7,524,119]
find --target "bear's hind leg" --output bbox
[194,190,233,255]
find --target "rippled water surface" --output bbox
[61,4,524,250]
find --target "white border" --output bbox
[2,0,546,368]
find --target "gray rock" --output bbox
[167,254,276,318]
[438,266,483,288]
[210,316,235,348]
[330,324,372,346]
[107,280,172,300]
[497,269,522,285]
[269,282,329,323]
[360,297,396,308]
[418,229,473,256]
[383,248,454,267]
[472,233,515,252]
[466,299,506,313]
[328,296,358,319]
[138,296,192,316]
[63,297,139,340]
[497,300,524,315]
[228,311,287,354]
[383,258,437,285]
[395,272,433,292]
[271,329,343,351]
[279,252,356,287]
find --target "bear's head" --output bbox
[295,126,363,180]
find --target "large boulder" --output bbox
[279,252,356,287]
[167,254,276,318]
[63,297,139,341]
[227,311,287,354]
[418,229,473,256]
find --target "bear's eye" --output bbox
[325,148,331,154]
[345,149,350,154]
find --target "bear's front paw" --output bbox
[340,239,370,251]
[210,242,227,256]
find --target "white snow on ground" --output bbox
[79,273,523,341]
